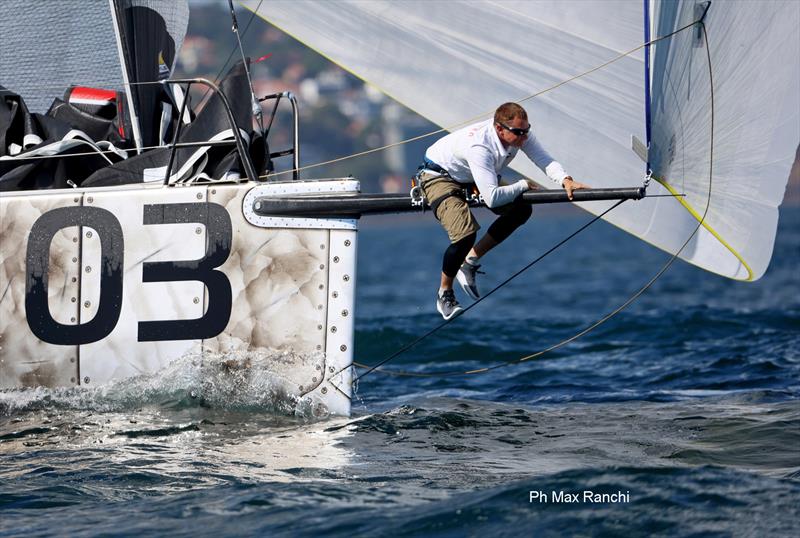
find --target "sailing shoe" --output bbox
[456,261,483,300]
[436,290,463,320]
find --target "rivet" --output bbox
[316,345,322,350]
[85,266,91,273]
[317,324,323,330]
[319,264,325,270]
[312,377,317,383]
[72,237,78,243]
[340,345,347,352]
[332,291,338,298]
[70,317,76,323]
[71,277,77,283]
[321,387,328,394]
[330,326,337,333]
[87,196,93,203]
[71,297,76,303]
[320,244,325,250]
[341,309,348,317]
[83,376,90,384]
[70,377,76,383]
[319,284,324,290]
[84,301,91,308]
[73,197,79,203]
[315,365,321,371]
[70,357,75,363]
[333,256,340,263]
[86,231,93,238]
[195,227,202,234]
[72,257,78,263]
[329,366,335,373]
[211,189,216,195]
[193,297,200,304]
[196,193,203,200]
[344,240,351,247]
[317,304,323,310]
[299,385,304,391]
[343,275,350,282]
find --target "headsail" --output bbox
[247,0,799,280]
[648,0,800,280]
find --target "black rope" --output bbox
[351,15,716,382]
[353,198,628,382]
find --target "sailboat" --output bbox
[1,1,798,416]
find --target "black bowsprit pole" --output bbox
[252,187,647,218]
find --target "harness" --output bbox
[411,158,480,216]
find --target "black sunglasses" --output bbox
[498,122,530,136]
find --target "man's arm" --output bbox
[466,145,529,208]
[521,135,589,200]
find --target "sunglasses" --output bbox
[498,122,530,136]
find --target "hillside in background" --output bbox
[175,1,436,192]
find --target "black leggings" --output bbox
[487,201,532,243]
[441,202,531,278]
[442,232,476,278]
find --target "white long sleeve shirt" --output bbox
[425,119,568,208]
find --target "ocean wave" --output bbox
[0,349,330,418]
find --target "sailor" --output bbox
[418,102,589,319]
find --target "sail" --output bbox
[0,0,125,114]
[647,0,800,280]
[110,0,190,150]
[247,0,799,281]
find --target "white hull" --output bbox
[0,179,357,416]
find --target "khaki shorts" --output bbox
[420,172,480,243]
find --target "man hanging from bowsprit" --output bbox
[417,102,589,320]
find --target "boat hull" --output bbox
[0,180,357,416]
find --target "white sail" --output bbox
[247,0,799,280]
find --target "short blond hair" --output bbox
[494,102,527,124]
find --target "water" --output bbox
[2,206,799,537]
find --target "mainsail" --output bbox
[0,1,125,115]
[246,0,800,281]
[0,0,188,151]
[109,0,190,151]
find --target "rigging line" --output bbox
[227,0,265,133]
[7,15,702,172]
[352,16,717,380]
[194,0,265,110]
[0,128,251,161]
[259,15,706,181]
[352,198,628,383]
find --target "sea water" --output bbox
[2,205,798,537]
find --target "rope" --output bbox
[351,17,716,381]
[258,15,707,181]
[353,198,628,382]
[6,14,704,174]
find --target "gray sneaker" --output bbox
[456,261,483,300]
[436,289,463,320]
